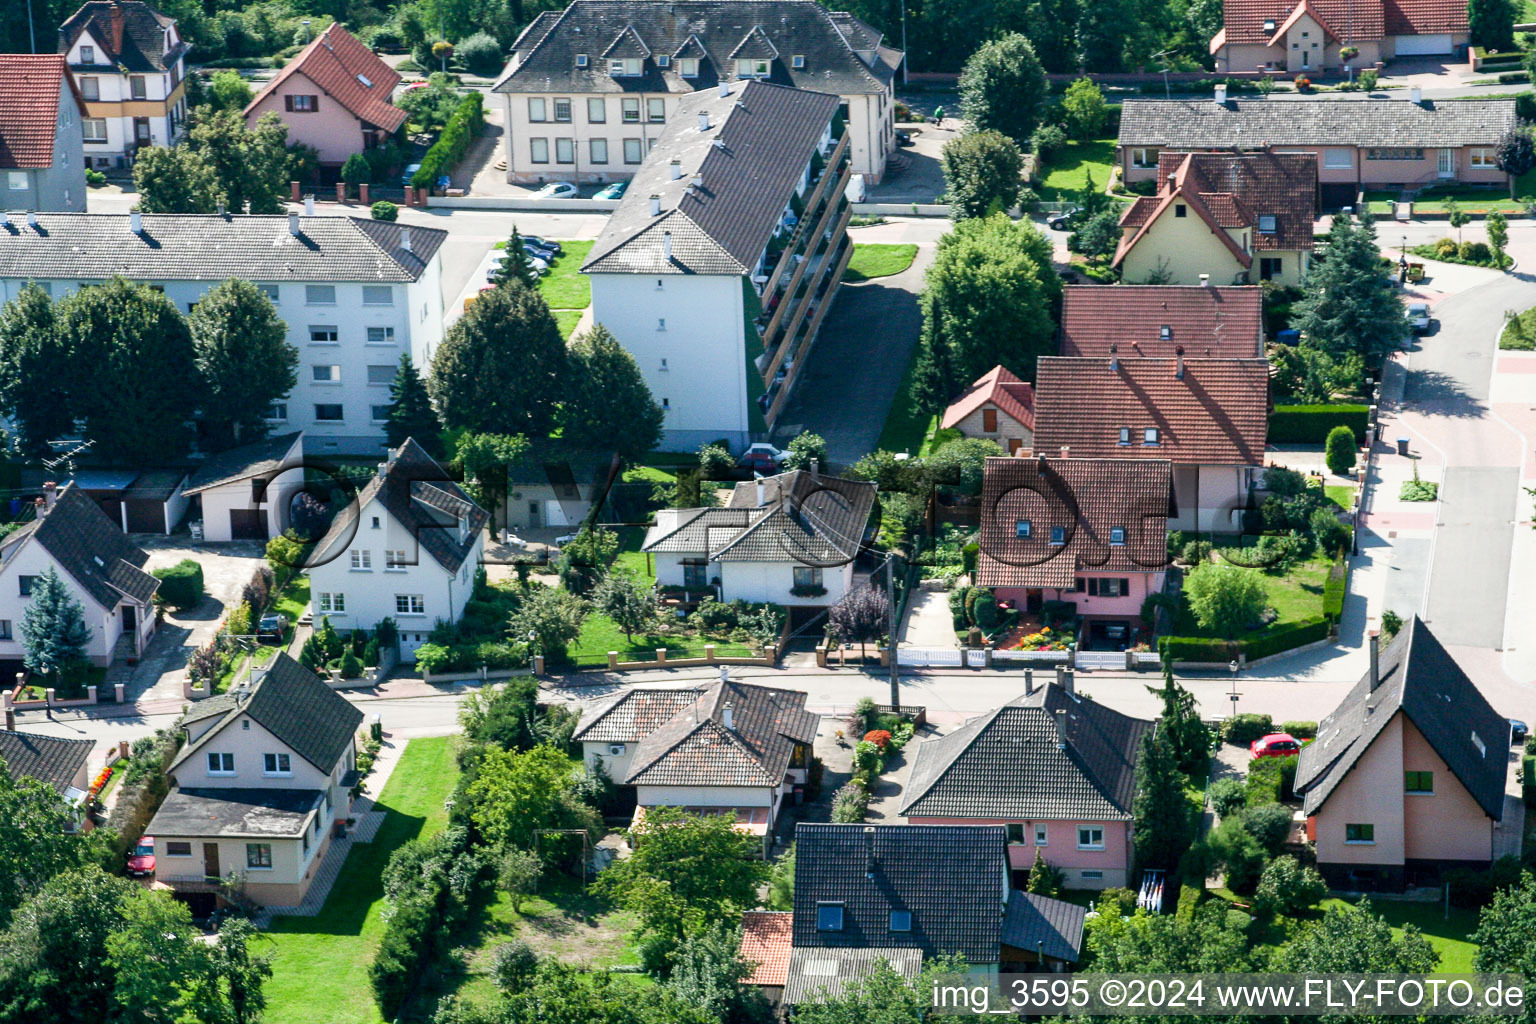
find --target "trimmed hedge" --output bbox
[1268,404,1369,445]
[1222,713,1275,747]
[1281,720,1318,739]
[411,91,483,190]
[1158,616,1331,664]
[1322,559,1348,621]
[152,559,204,609]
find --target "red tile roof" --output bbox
[245,23,406,133]
[940,365,1036,431]
[0,56,80,170]
[1384,0,1469,33]
[741,911,793,986]
[1033,355,1271,466]
[1059,286,1264,359]
[1219,0,1463,45]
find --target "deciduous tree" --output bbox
[207,69,254,111]
[592,571,657,642]
[188,278,298,448]
[465,743,589,851]
[1278,898,1439,976]
[1469,0,1516,50]
[1495,123,1536,183]
[507,586,586,662]
[827,586,889,656]
[940,129,1023,219]
[186,109,292,214]
[957,34,1049,146]
[1060,76,1108,139]
[562,324,664,461]
[0,284,73,456]
[782,431,829,471]
[1183,562,1267,639]
[454,431,529,521]
[429,281,567,438]
[130,145,221,214]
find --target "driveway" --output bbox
[899,588,957,647]
[869,122,956,204]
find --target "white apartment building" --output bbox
[59,0,191,166]
[0,212,446,455]
[491,0,899,185]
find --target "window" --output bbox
[1366,147,1424,161]
[357,73,373,87]
[264,753,292,775]
[385,550,407,570]
[258,284,279,301]
[1110,527,1126,546]
[556,137,574,163]
[1257,214,1277,233]
[623,138,644,164]
[396,594,426,615]
[889,910,912,931]
[589,138,609,163]
[363,327,396,347]
[1323,148,1353,169]
[529,137,549,163]
[318,591,345,612]
[246,843,273,869]
[679,57,700,77]
[657,54,671,67]
[305,285,335,305]
[1260,257,1283,281]
[0,620,9,640]
[622,98,640,123]
[792,54,806,68]
[166,841,192,856]
[350,549,372,570]
[738,58,771,77]
[1006,823,1027,844]
[7,172,27,191]
[1131,147,1157,168]
[528,97,547,122]
[313,364,340,383]
[362,285,393,306]
[1049,526,1066,546]
[1345,823,1375,844]
[1143,427,1160,445]
[1095,578,1127,598]
[793,566,823,589]
[371,516,381,529]
[288,94,318,112]
[982,407,998,432]
[207,752,235,775]
[1035,825,1048,845]
[80,44,95,62]
[587,98,606,122]
[1405,771,1434,794]
[265,403,287,421]
[18,576,38,597]
[308,325,338,344]
[366,364,394,385]
[682,559,707,588]
[1174,204,1187,217]
[1081,870,1104,880]
[371,405,390,422]
[314,403,343,421]
[1015,519,1032,538]
[657,318,666,331]
[130,76,147,100]
[647,98,666,122]
[816,903,844,931]
[554,98,572,122]
[80,75,100,100]
[1077,826,1105,850]
[576,53,589,67]
[1118,427,1131,445]
[1471,148,1496,168]
[83,117,107,142]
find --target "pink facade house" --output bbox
[243,23,407,169]
[1295,617,1513,891]
[900,681,1153,891]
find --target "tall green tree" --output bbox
[0,284,73,456]
[385,353,442,455]
[940,129,1025,219]
[1083,898,1253,973]
[207,68,254,111]
[562,324,664,461]
[666,923,771,1020]
[1487,209,1510,269]
[208,917,273,1024]
[1292,213,1406,363]
[910,289,959,414]
[1472,873,1536,997]
[1278,898,1439,975]
[454,431,530,522]
[19,568,91,685]
[957,33,1050,146]
[782,431,829,470]
[0,757,105,927]
[1148,658,1213,780]
[188,278,297,448]
[1060,76,1108,139]
[130,145,222,214]
[1468,0,1516,50]
[1183,562,1267,639]
[186,109,292,215]
[495,227,541,288]
[507,585,587,661]
[104,889,216,1024]
[1131,730,1195,876]
[465,744,593,851]
[429,281,567,438]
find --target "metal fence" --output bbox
[895,648,964,667]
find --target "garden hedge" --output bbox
[151,559,204,609]
[410,91,483,189]
[1281,720,1318,739]
[1267,404,1369,444]
[1157,616,1331,664]
[1322,559,1348,621]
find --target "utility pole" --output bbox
[886,554,899,708]
[27,0,37,53]
[900,1,908,87]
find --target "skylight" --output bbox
[357,73,373,87]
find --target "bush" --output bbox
[371,200,399,221]
[491,940,540,993]
[1444,854,1525,907]
[1205,816,1267,894]
[1209,778,1248,817]
[1221,713,1275,746]
[1325,425,1359,475]
[1459,240,1493,263]
[85,168,106,186]
[973,589,999,629]
[339,650,364,679]
[1239,802,1293,853]
[1246,753,1299,805]
[412,91,483,189]
[1030,122,1067,157]
[1434,237,1459,258]
[1280,721,1317,739]
[1252,856,1327,916]
[1180,539,1213,565]
[1267,405,1369,444]
[1095,887,1139,918]
[1322,558,1349,621]
[1313,507,1351,557]
[1241,617,1330,660]
[864,729,893,749]
[456,31,505,76]
[831,781,869,822]
[152,559,204,609]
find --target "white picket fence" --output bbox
[1075,650,1129,671]
[895,648,964,667]
[992,649,1071,665]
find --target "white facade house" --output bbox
[182,432,305,543]
[0,484,160,669]
[59,0,191,165]
[0,55,87,213]
[0,213,446,455]
[306,439,488,662]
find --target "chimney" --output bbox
[1368,630,1381,691]
[27,211,38,229]
[718,80,730,98]
[1109,343,1118,372]
[863,825,876,878]
[1055,666,1066,689]
[304,193,315,216]
[1198,273,1210,287]
[1410,85,1423,105]
[1024,668,1035,696]
[663,230,672,261]
[649,194,662,216]
[1062,668,1075,694]
[3,708,12,732]
[43,481,57,510]
[692,172,703,188]
[669,158,683,180]
[216,201,226,217]
[1175,345,1186,380]
[0,212,8,229]
[698,111,711,131]
[810,458,819,480]
[401,226,413,252]
[1214,83,1227,105]
[756,477,766,507]
[288,211,300,236]
[1059,445,1070,459]
[722,701,734,730]
[129,210,142,234]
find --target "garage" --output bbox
[228,509,267,540]
[1395,33,1453,54]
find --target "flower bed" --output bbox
[998,625,1071,651]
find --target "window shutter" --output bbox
[1087,578,1099,597]
[284,95,293,112]
[311,96,319,112]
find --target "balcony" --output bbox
[764,230,853,429]
[759,195,851,380]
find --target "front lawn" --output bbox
[876,343,937,455]
[612,524,657,587]
[554,309,583,340]
[844,243,917,282]
[1324,484,1356,509]
[568,611,754,668]
[1318,898,1480,973]
[537,239,595,310]
[1173,553,1331,641]
[1036,138,1117,202]
[262,736,460,1024]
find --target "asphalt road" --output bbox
[1423,466,1520,646]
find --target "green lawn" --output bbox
[554,309,583,340]
[612,524,656,587]
[569,611,753,667]
[1499,304,1536,349]
[1175,554,1331,638]
[1318,898,1480,973]
[537,240,595,310]
[843,243,917,282]
[876,343,937,455]
[1036,138,1118,202]
[262,736,460,1024]
[1324,484,1356,510]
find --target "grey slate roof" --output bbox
[603,24,653,58]
[900,684,1153,821]
[783,946,922,1005]
[619,680,819,787]
[170,653,362,776]
[573,686,712,743]
[1001,891,1086,962]
[59,1,189,73]
[0,730,94,795]
[492,0,895,96]
[183,432,302,495]
[0,484,159,609]
[792,823,1007,962]
[1118,97,1517,150]
[583,79,839,276]
[0,214,446,284]
[147,786,323,838]
[1295,617,1509,819]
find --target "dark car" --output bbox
[257,612,288,640]
[1046,206,1080,231]
[895,129,913,147]
[1511,719,1529,746]
[523,234,563,256]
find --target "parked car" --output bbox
[523,239,560,260]
[1407,302,1431,333]
[465,284,497,310]
[1250,733,1302,759]
[845,173,867,203]
[595,180,629,200]
[487,254,548,282]
[739,442,787,473]
[523,234,563,255]
[257,612,288,640]
[895,129,913,147]
[529,181,578,200]
[1510,718,1529,746]
[127,836,156,877]
[401,163,422,186]
[1046,206,1080,231]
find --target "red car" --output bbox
[127,835,156,877]
[1250,733,1301,759]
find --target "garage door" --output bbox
[124,500,163,534]
[228,509,267,540]
[1396,33,1453,54]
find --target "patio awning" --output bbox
[633,803,772,836]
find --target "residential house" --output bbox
[941,366,1035,455]
[491,0,899,185]
[59,0,190,163]
[0,483,159,668]
[0,55,86,212]
[572,678,819,855]
[1058,285,1264,359]
[182,432,305,542]
[1211,0,1468,72]
[900,683,1154,890]
[976,455,1173,649]
[1295,618,1513,891]
[243,23,407,169]
[1032,354,1270,533]
[642,469,875,609]
[145,653,363,907]
[0,730,94,803]
[583,79,851,447]
[0,213,446,453]
[1114,150,1317,287]
[1118,91,1517,208]
[306,439,488,662]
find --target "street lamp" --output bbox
[1227,659,1241,717]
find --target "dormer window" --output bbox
[1258,214,1277,233]
[1015,519,1032,538]
[1144,427,1160,445]
[792,54,806,68]
[679,57,700,77]
[1263,18,1277,31]
[609,58,642,76]
[1118,427,1131,445]
[816,903,844,931]
[737,58,771,77]
[576,53,588,67]
[1050,526,1066,546]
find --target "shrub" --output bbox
[339,649,364,679]
[1095,887,1138,917]
[1459,240,1493,263]
[1280,721,1318,739]
[1246,753,1299,804]
[1030,122,1067,157]
[1313,507,1351,556]
[85,168,106,186]
[1263,466,1309,497]
[1267,405,1368,444]
[864,729,892,749]
[692,597,739,631]
[1325,424,1358,476]
[456,31,505,76]
[1209,778,1248,817]
[1239,802,1293,853]
[1444,854,1525,907]
[831,782,869,822]
[1435,237,1460,258]
[1252,856,1326,916]
[371,200,399,221]
[152,559,204,609]
[972,589,999,629]
[1322,558,1349,621]
[491,940,540,992]
[1180,539,1213,565]
[852,740,885,778]
[1205,816,1267,894]
[412,91,483,189]
[1221,713,1274,746]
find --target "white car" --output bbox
[529,181,578,200]
[1407,302,1430,333]
[485,253,549,283]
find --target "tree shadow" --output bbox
[1402,366,1485,418]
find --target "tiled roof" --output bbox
[0,214,446,284]
[900,685,1153,820]
[1033,356,1270,466]
[0,730,94,795]
[511,11,561,52]
[1059,285,1264,359]
[741,911,793,986]
[616,680,818,787]
[0,485,159,609]
[1295,617,1509,819]
[941,365,1036,432]
[183,432,302,495]
[974,456,1173,589]
[1118,96,1513,149]
[60,1,188,73]
[602,24,653,58]
[1218,0,1462,44]
[1001,891,1086,962]
[312,438,488,575]
[1163,151,1316,251]
[492,0,895,96]
[147,786,323,838]
[573,686,710,742]
[244,23,406,133]
[783,946,922,1004]
[1385,0,1469,34]
[792,823,1007,962]
[0,56,79,170]
[582,80,839,276]
[120,468,187,502]
[169,652,362,776]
